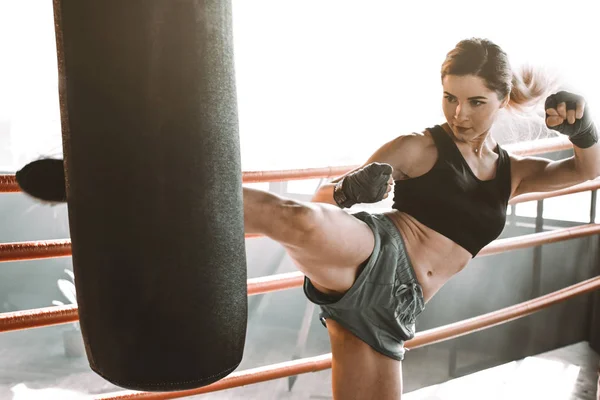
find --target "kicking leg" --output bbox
[243,187,375,294]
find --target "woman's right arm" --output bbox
[311,133,426,205]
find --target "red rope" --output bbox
[0,137,572,192]
[3,176,598,265]
[3,222,599,333]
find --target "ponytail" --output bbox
[507,65,558,113]
[495,66,561,144]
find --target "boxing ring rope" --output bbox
[0,174,20,193]
[407,275,600,349]
[94,275,600,400]
[2,219,599,334]
[0,135,598,398]
[1,178,598,264]
[0,239,72,263]
[0,305,79,333]
[0,136,573,192]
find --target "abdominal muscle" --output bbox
[383,209,472,303]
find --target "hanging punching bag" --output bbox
[50,0,247,391]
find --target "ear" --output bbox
[15,158,67,203]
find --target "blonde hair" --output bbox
[508,64,557,113]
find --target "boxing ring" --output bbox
[1,0,599,397]
[0,136,599,399]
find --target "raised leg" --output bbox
[243,187,375,294]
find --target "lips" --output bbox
[454,125,471,132]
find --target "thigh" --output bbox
[327,319,403,400]
[284,204,376,294]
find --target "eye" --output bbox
[444,95,457,103]
[470,100,485,107]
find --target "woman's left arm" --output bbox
[511,91,600,198]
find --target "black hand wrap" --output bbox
[333,162,393,208]
[545,91,598,149]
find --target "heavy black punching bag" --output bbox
[52,0,247,391]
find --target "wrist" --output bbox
[333,180,355,208]
[570,124,598,149]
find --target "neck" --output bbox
[467,136,487,155]
[442,123,492,157]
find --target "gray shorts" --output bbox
[304,211,425,361]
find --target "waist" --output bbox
[392,183,509,256]
[381,210,472,302]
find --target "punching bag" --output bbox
[52,0,247,391]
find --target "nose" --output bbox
[454,103,470,122]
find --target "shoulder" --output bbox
[382,129,436,155]
[368,128,438,178]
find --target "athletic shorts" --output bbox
[304,211,425,361]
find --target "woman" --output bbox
[16,37,600,399]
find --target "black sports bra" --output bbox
[392,125,512,257]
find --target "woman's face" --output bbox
[442,74,507,141]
